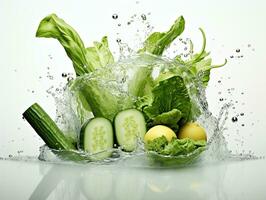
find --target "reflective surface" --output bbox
[1,159,266,200]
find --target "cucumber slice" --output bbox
[114,109,146,151]
[80,117,114,160]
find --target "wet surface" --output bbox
[1,159,266,200]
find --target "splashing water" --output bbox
[27,53,259,167]
[8,12,261,167]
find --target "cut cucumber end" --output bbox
[114,109,146,152]
[80,117,114,160]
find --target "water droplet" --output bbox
[230,55,234,58]
[218,91,222,95]
[184,47,188,51]
[218,80,221,83]
[67,77,74,82]
[232,116,238,122]
[118,23,121,27]
[240,113,244,116]
[241,124,245,127]
[236,49,240,53]
[61,73,67,78]
[241,92,244,95]
[240,55,244,58]
[8,154,13,158]
[141,14,146,20]
[112,14,118,19]
[127,21,131,25]
[31,90,35,93]
[116,38,121,43]
[219,98,224,101]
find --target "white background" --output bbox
[0,0,266,157]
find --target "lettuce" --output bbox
[36,14,114,75]
[145,136,206,156]
[137,76,191,131]
[36,14,91,75]
[36,14,116,124]
[36,13,226,131]
[139,16,185,55]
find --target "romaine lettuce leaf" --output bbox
[36,14,114,75]
[36,14,91,75]
[36,14,115,124]
[137,75,191,130]
[139,16,185,55]
[86,36,114,70]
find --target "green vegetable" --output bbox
[36,14,115,123]
[86,36,114,70]
[145,136,206,156]
[128,66,153,97]
[72,77,133,122]
[80,117,114,160]
[139,16,185,55]
[177,28,227,87]
[23,103,75,150]
[36,14,91,76]
[137,75,191,130]
[148,109,182,132]
[114,109,146,151]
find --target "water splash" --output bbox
[31,54,261,167]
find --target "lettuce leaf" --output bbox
[145,136,206,156]
[86,36,114,70]
[139,16,185,55]
[148,109,182,131]
[137,75,191,130]
[36,14,91,75]
[36,14,114,75]
[36,14,116,124]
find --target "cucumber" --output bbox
[80,117,114,160]
[114,109,146,152]
[23,103,76,151]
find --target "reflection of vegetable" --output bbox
[80,118,114,160]
[145,136,206,156]
[114,109,146,151]
[178,122,207,141]
[144,125,176,143]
